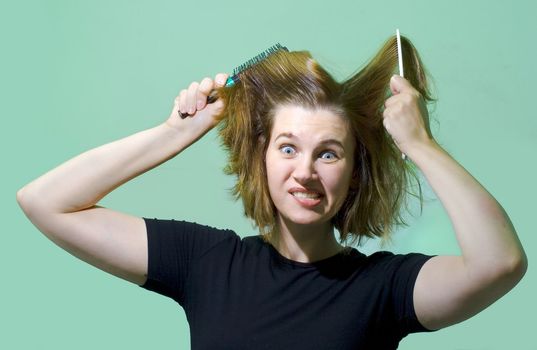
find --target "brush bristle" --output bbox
[230,43,289,83]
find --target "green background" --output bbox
[2,0,535,349]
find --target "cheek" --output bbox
[265,157,286,191]
[322,166,353,197]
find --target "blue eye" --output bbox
[280,145,296,155]
[320,151,337,160]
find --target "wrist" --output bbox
[159,121,195,152]
[405,138,445,165]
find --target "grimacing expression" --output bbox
[264,105,356,228]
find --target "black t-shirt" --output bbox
[140,218,437,349]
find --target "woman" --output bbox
[17,35,527,349]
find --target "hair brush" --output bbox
[178,43,288,118]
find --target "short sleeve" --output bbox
[139,217,237,305]
[377,252,438,336]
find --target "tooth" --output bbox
[293,192,320,199]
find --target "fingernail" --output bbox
[197,100,203,108]
[217,77,225,85]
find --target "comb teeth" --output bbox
[396,29,404,78]
[230,43,289,84]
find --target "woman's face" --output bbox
[265,105,355,227]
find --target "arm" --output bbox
[16,73,229,285]
[383,75,528,330]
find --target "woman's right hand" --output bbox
[165,72,229,141]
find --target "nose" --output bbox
[292,155,317,184]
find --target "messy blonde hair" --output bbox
[214,35,435,247]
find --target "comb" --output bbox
[396,29,408,161]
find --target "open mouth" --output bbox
[290,191,322,199]
[289,190,323,208]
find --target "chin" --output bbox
[281,212,330,226]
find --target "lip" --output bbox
[288,187,324,208]
[288,187,324,196]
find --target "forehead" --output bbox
[270,105,352,144]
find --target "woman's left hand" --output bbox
[382,75,434,156]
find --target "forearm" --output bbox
[407,140,527,273]
[18,122,190,213]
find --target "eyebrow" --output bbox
[274,132,345,149]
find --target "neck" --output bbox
[269,216,344,263]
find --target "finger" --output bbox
[187,81,199,114]
[198,77,213,95]
[383,118,389,129]
[197,77,213,110]
[389,75,402,95]
[214,73,229,87]
[382,114,392,133]
[178,89,187,115]
[382,106,392,120]
[390,74,416,95]
[384,95,398,108]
